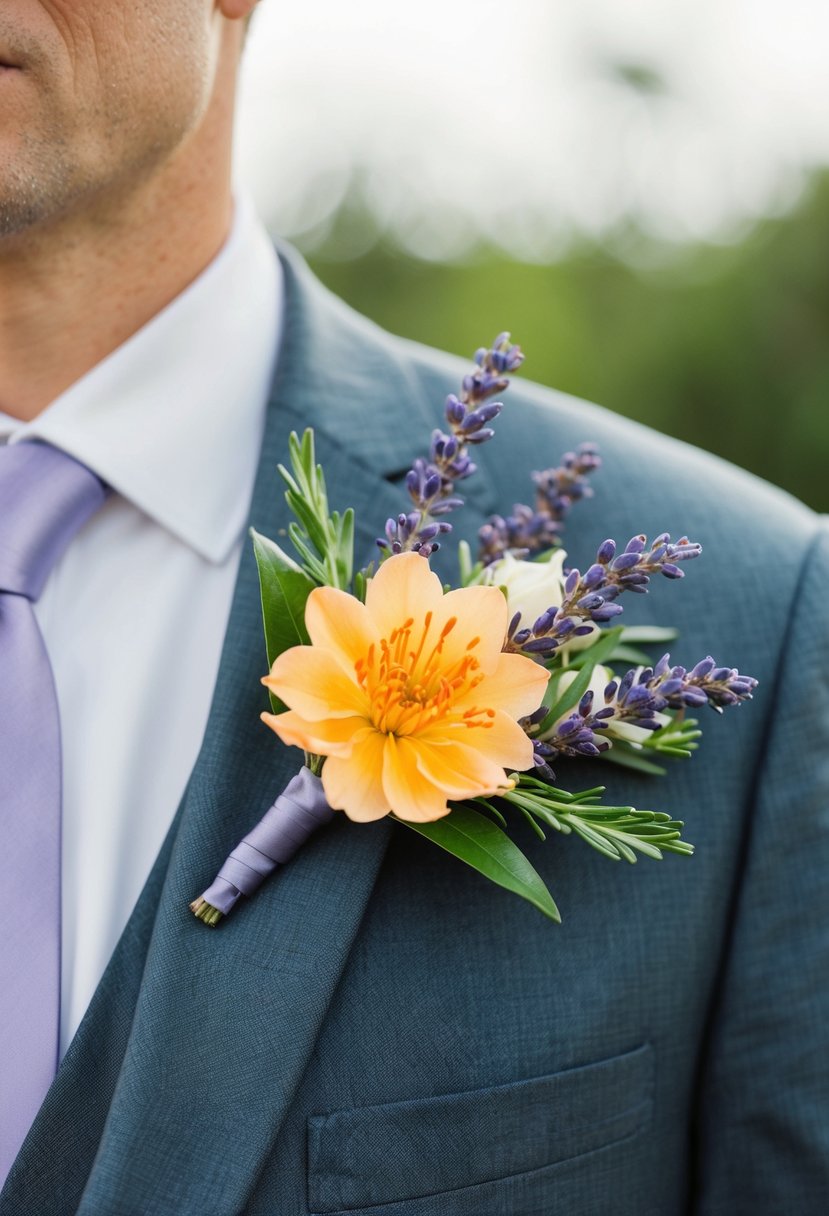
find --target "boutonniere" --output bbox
[191,335,757,926]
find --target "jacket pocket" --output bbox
[307,1042,654,1214]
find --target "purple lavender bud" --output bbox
[553,617,575,636]
[626,717,661,731]
[591,603,624,621]
[659,678,685,697]
[683,687,709,707]
[465,428,496,445]
[711,666,734,682]
[417,523,443,542]
[583,563,606,590]
[610,552,642,573]
[463,403,502,429]
[448,456,476,479]
[507,612,522,640]
[532,609,558,636]
[430,497,464,516]
[625,535,647,554]
[427,471,444,498]
[473,347,488,367]
[660,564,683,579]
[576,593,605,612]
[690,656,716,679]
[564,568,580,596]
[604,680,618,701]
[445,394,466,425]
[522,637,558,655]
[654,654,671,677]
[579,691,594,716]
[574,625,595,636]
[597,539,616,564]
[513,628,532,646]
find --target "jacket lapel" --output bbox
[1,244,497,1215]
[73,248,489,1214]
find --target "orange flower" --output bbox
[261,552,550,823]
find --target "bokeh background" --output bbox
[236,0,829,511]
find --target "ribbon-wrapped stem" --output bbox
[190,766,335,926]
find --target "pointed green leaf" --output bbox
[599,746,667,776]
[251,528,316,712]
[394,803,561,923]
[618,625,679,645]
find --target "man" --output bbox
[0,2,826,1213]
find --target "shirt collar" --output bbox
[0,198,282,564]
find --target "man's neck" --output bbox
[0,157,234,423]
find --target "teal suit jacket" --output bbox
[2,245,827,1215]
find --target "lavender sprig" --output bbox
[378,334,523,558]
[536,654,758,767]
[507,533,702,658]
[479,442,602,565]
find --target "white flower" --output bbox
[482,550,598,654]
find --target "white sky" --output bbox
[235,0,829,259]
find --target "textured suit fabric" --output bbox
[1,243,826,1215]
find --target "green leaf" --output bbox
[394,803,561,923]
[606,643,655,667]
[251,528,316,712]
[538,626,624,732]
[598,746,667,776]
[618,625,679,645]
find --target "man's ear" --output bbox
[217,0,259,20]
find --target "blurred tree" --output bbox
[309,170,829,512]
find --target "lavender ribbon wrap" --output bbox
[196,767,335,918]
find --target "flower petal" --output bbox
[454,651,549,720]
[382,735,452,822]
[433,584,508,673]
[305,585,379,671]
[322,729,390,822]
[364,551,444,641]
[431,709,535,772]
[413,737,511,799]
[263,646,367,720]
[261,709,367,757]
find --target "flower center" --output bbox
[354,612,496,736]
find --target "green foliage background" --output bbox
[309,171,829,513]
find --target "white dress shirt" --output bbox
[0,201,281,1056]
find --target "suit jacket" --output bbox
[2,244,827,1216]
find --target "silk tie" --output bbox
[0,440,108,1183]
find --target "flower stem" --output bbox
[189,897,224,927]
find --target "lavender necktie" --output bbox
[0,440,108,1182]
